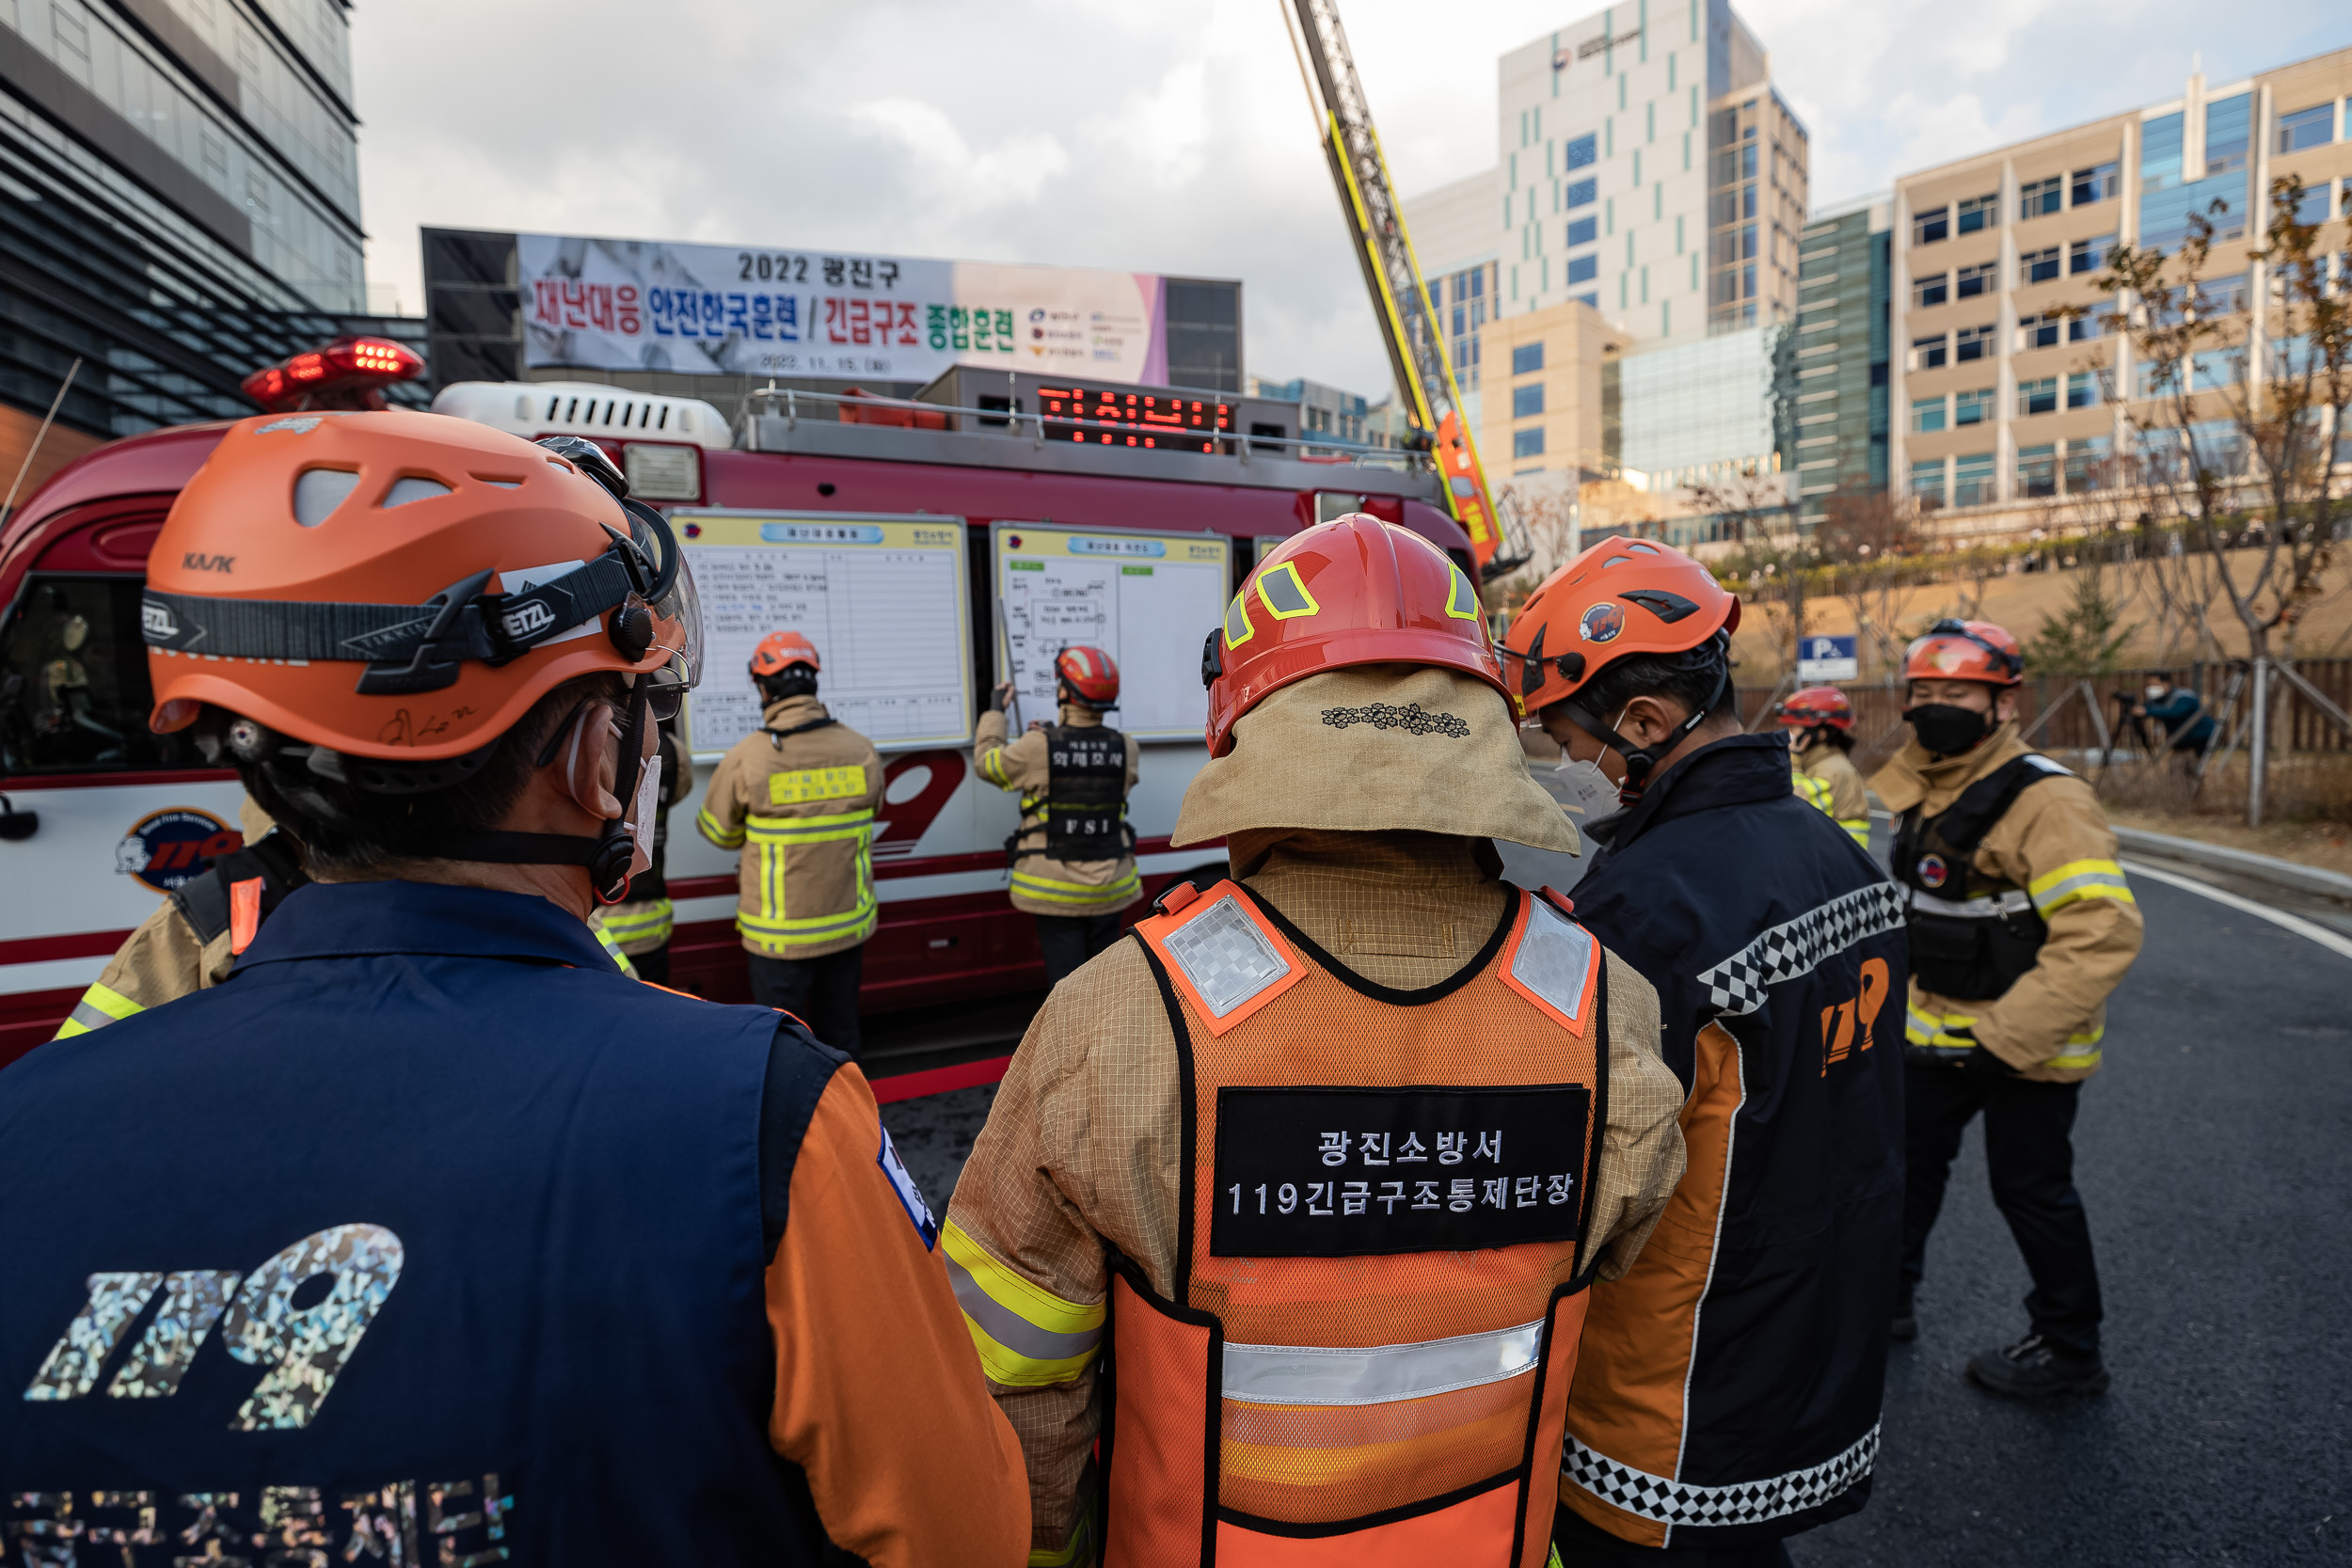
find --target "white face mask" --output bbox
[1553,757,1623,824]
[623,751,660,882]
[2145,685,2166,702]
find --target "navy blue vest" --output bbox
[0,880,837,1565]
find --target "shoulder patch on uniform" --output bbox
[2020,753,2072,775]
[1505,895,1597,1030]
[1161,894,1293,1020]
[877,1125,937,1249]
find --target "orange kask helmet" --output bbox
[1055,644,1120,710]
[751,631,820,677]
[143,413,701,898]
[1777,685,1854,732]
[1201,513,1500,757]
[1499,537,1740,790]
[1903,618,2024,687]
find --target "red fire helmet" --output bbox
[1498,537,1740,717]
[1777,685,1855,731]
[1202,513,1502,757]
[1055,644,1120,708]
[1903,618,2024,687]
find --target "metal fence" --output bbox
[1738,657,2352,775]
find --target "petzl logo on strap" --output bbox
[141,600,179,640]
[501,601,556,641]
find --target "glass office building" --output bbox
[0,1,421,454]
[1792,193,1890,525]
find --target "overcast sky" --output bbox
[353,1,2346,398]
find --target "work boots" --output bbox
[1965,1332,2109,1399]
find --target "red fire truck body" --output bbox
[0,386,1461,1066]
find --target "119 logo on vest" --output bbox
[1916,853,1948,889]
[1212,1085,1588,1258]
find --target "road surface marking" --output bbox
[2121,859,2352,963]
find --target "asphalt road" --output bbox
[880,845,2352,1565]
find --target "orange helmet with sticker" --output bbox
[1498,537,1740,718]
[751,630,820,676]
[1777,685,1854,732]
[1201,514,1501,757]
[143,409,699,764]
[1903,618,2024,687]
[1055,644,1120,709]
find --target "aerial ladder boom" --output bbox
[1282,0,1527,576]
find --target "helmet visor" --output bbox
[623,499,703,689]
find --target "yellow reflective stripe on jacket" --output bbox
[695,804,746,850]
[597,901,674,948]
[745,809,875,844]
[1907,1004,2105,1069]
[1792,770,1835,814]
[590,924,637,978]
[1010,866,1142,910]
[1026,1494,1097,1568]
[940,1220,1104,1387]
[769,764,868,806]
[53,981,143,1039]
[1838,817,1870,848]
[978,745,1014,788]
[2026,858,2135,917]
[738,810,878,955]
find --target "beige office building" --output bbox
[1892,50,2352,537]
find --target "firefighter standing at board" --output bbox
[944,515,1689,1566]
[976,644,1141,987]
[0,410,1026,1563]
[1873,618,2143,1398]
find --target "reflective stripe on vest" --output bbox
[1103,880,1604,1563]
[590,924,636,979]
[941,1220,1104,1387]
[738,810,877,955]
[1909,886,2032,920]
[1837,817,1870,848]
[2026,858,2134,917]
[54,982,143,1040]
[597,899,675,950]
[1009,866,1140,911]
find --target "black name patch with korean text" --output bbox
[1210,1085,1588,1258]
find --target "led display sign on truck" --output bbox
[517,231,1188,386]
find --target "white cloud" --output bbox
[352,0,2347,396]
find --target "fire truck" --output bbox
[0,366,1469,1069]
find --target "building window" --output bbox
[1514,427,1546,459]
[2069,304,2113,342]
[1914,205,1949,245]
[2285,181,2330,226]
[2064,436,2111,492]
[2205,93,2251,177]
[2072,162,2119,206]
[1567,178,1597,209]
[2019,176,2064,220]
[2016,444,2058,498]
[2203,273,2249,315]
[2020,245,2061,285]
[2016,377,2058,417]
[1513,384,1546,419]
[2277,103,2335,155]
[1513,342,1544,375]
[1911,396,1947,434]
[1914,272,1948,309]
[2067,372,2100,409]
[1952,451,1996,506]
[1912,333,1948,370]
[1566,255,1598,285]
[2017,313,2062,351]
[2070,233,2116,275]
[1567,215,1598,246]
[1954,324,1995,362]
[1572,292,1598,310]
[1910,458,1947,510]
[1954,388,1994,426]
[1955,261,1996,299]
[1565,134,1597,170]
[1956,193,1999,234]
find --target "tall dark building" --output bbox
[0,0,421,492]
[1794,193,1891,526]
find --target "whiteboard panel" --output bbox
[993,523,1230,740]
[677,512,974,757]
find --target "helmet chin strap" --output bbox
[1564,661,1729,800]
[440,677,650,902]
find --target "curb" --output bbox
[2112,825,2352,906]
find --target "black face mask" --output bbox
[1903,703,1992,757]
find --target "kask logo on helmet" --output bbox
[1579,602,1626,643]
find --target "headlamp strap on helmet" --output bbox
[442,674,651,902]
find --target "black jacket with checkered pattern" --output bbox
[1559,733,1910,1549]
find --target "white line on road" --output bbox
[2122,859,2352,963]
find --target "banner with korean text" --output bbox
[518,232,1172,385]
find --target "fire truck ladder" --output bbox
[1281,0,1530,578]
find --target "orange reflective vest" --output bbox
[1111,879,1607,1567]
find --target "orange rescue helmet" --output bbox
[1777,685,1855,732]
[1903,618,2024,687]
[1499,537,1740,718]
[144,409,700,763]
[1202,513,1501,757]
[1055,644,1120,709]
[751,631,821,677]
